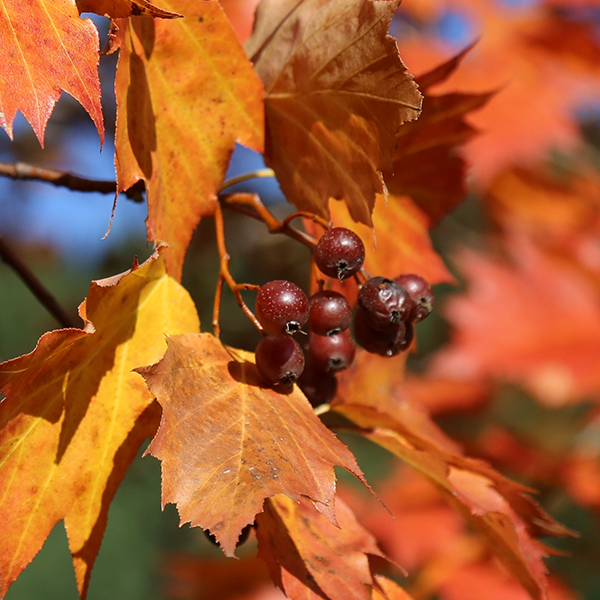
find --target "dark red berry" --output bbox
[353,307,414,357]
[255,280,309,336]
[394,274,434,322]
[314,227,365,280]
[297,358,338,407]
[255,335,305,385]
[307,330,356,373]
[308,290,352,336]
[357,277,412,330]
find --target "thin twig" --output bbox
[0,235,78,329]
[0,161,145,202]
[213,204,263,337]
[221,168,276,190]
[219,193,324,250]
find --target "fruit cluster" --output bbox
[254,227,434,405]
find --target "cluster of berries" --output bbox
[254,227,434,405]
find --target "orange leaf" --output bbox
[433,237,600,405]
[114,0,264,279]
[331,403,574,600]
[0,0,103,145]
[256,494,393,600]
[76,0,182,18]
[136,333,367,557]
[245,0,422,225]
[0,248,200,598]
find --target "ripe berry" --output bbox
[353,307,414,357]
[394,274,434,322]
[308,290,352,336]
[297,358,338,407]
[255,335,305,385]
[255,280,309,336]
[307,330,356,373]
[314,227,365,280]
[357,277,412,330]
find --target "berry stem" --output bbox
[220,193,320,250]
[213,204,265,337]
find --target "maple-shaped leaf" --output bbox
[136,333,367,557]
[76,0,181,18]
[0,0,103,145]
[432,236,600,405]
[384,47,492,225]
[114,0,264,280]
[256,494,393,600]
[331,403,574,600]
[0,248,199,598]
[245,0,422,225]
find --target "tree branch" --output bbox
[0,235,78,329]
[0,161,145,202]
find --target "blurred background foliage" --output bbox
[2,2,600,600]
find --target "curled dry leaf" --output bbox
[0,0,103,145]
[136,333,367,557]
[0,248,200,598]
[115,0,264,280]
[256,494,395,600]
[245,0,422,225]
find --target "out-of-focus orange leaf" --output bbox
[397,0,600,186]
[0,0,103,145]
[395,374,490,416]
[136,333,366,557]
[245,0,422,225]
[76,0,181,18]
[433,237,600,405]
[331,403,573,600]
[256,494,393,600]
[486,167,600,272]
[384,47,492,225]
[114,0,264,280]
[0,249,200,599]
[218,0,260,42]
[163,555,276,600]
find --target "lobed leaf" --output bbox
[0,0,103,145]
[256,494,393,600]
[136,333,367,557]
[0,248,200,598]
[114,0,264,280]
[245,0,422,225]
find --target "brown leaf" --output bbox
[0,0,103,145]
[115,0,264,279]
[0,249,200,598]
[331,403,574,600]
[245,0,422,225]
[136,333,367,557]
[256,494,392,600]
[77,0,182,18]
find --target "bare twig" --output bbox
[0,235,78,329]
[0,161,145,202]
[219,193,327,250]
[221,168,276,190]
[213,204,263,338]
